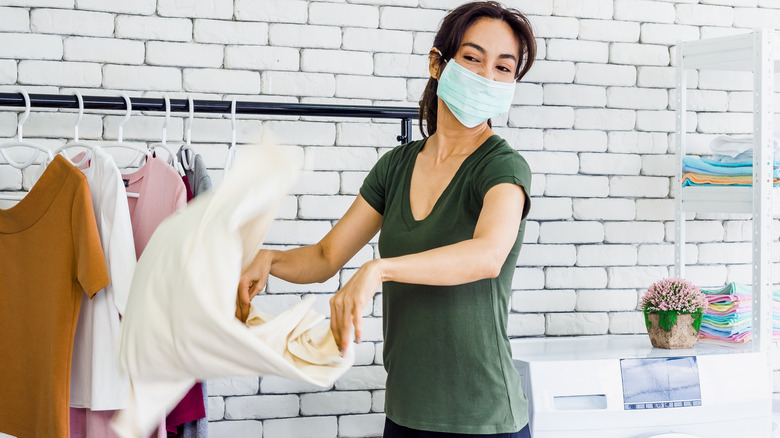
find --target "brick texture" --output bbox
[4,2,778,437]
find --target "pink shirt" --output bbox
[124,156,187,258]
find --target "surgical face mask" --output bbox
[435,58,517,128]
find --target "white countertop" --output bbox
[511,335,756,362]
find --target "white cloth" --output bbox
[70,148,136,410]
[709,133,780,158]
[113,145,354,438]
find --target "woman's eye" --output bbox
[464,56,479,62]
[497,66,511,72]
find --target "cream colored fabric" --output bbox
[112,146,354,438]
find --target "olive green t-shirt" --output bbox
[359,134,531,434]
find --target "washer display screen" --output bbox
[620,356,702,410]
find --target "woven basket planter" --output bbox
[644,310,703,349]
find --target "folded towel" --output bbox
[699,330,752,343]
[709,134,780,158]
[700,321,751,335]
[704,293,751,302]
[701,157,780,167]
[707,303,752,315]
[711,152,755,164]
[682,173,759,186]
[702,313,751,325]
[703,282,763,296]
[683,156,780,177]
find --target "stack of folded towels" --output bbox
[774,290,780,340]
[698,282,780,343]
[682,134,780,187]
[699,282,753,343]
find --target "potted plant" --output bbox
[640,277,708,349]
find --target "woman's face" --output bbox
[451,17,520,83]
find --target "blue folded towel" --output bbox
[701,282,753,295]
[683,156,780,178]
[701,157,780,167]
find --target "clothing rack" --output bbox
[0,92,419,143]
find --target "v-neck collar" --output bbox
[122,156,157,227]
[401,135,497,228]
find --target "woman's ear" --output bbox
[429,47,443,79]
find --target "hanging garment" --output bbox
[70,149,136,412]
[182,174,194,202]
[112,146,354,438]
[189,154,211,197]
[123,154,203,433]
[178,382,208,438]
[164,383,205,436]
[123,155,187,257]
[0,155,109,438]
[177,149,212,198]
[70,408,120,438]
[172,165,207,438]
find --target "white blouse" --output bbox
[71,148,136,410]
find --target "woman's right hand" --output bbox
[236,250,274,322]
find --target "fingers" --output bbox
[329,300,341,352]
[330,294,357,355]
[248,278,265,300]
[352,305,363,345]
[235,278,252,322]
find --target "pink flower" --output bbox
[640,277,705,313]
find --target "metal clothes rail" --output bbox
[0,93,419,143]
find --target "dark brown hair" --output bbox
[418,1,536,137]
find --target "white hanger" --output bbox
[102,92,152,170]
[0,88,54,170]
[53,91,99,168]
[0,89,54,202]
[149,94,184,176]
[224,97,237,171]
[100,93,150,199]
[178,97,196,172]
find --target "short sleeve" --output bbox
[173,180,187,212]
[474,149,532,220]
[106,170,137,316]
[359,150,393,215]
[71,176,110,298]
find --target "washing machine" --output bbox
[512,335,772,437]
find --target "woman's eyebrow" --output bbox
[461,42,517,62]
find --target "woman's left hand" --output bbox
[330,259,384,354]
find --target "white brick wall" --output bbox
[575,63,637,86]
[0,33,63,60]
[115,16,193,42]
[30,9,114,37]
[573,198,636,221]
[3,1,777,435]
[546,312,610,335]
[263,416,337,438]
[64,37,145,65]
[195,20,269,45]
[300,391,371,416]
[0,6,30,32]
[614,0,676,23]
[157,0,233,19]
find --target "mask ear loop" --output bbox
[430,47,447,80]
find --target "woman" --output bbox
[237,2,536,437]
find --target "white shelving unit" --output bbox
[675,29,778,431]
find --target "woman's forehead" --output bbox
[459,18,520,59]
